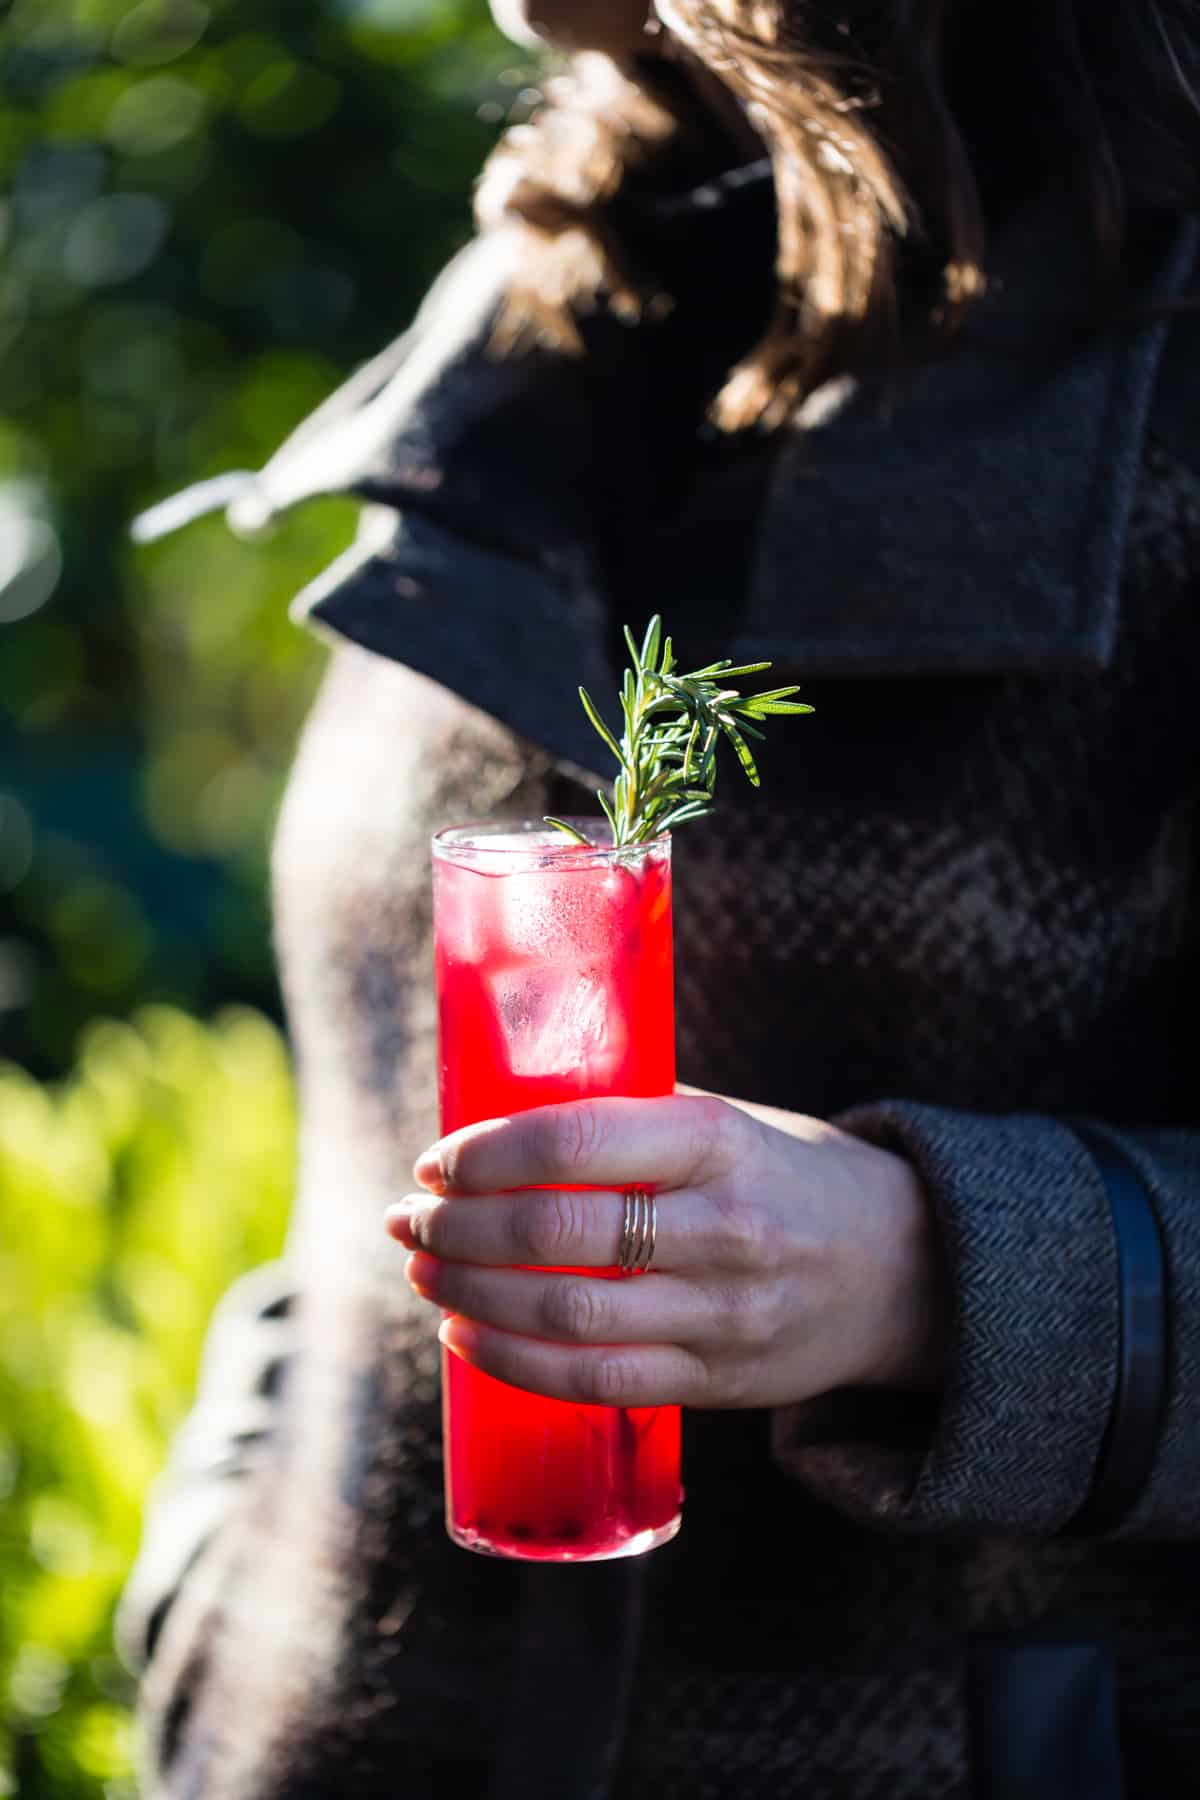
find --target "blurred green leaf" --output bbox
[0,1004,295,1789]
[0,0,514,1074]
[0,7,517,1781]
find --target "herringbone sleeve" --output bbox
[774,1104,1200,1538]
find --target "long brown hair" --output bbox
[476,2,1200,429]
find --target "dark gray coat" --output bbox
[121,170,1200,1798]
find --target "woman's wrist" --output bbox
[844,1138,946,1394]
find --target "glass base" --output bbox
[448,1511,682,1563]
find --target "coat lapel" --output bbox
[731,204,1200,676]
[130,179,1200,782]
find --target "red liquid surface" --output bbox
[433,831,681,1560]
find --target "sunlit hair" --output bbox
[476,2,1200,430]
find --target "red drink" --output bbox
[431,821,682,1560]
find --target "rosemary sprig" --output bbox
[545,615,813,848]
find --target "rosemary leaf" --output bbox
[545,614,814,847]
[542,817,592,845]
[578,687,625,766]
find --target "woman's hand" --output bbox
[387,1094,945,1410]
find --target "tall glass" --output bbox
[431,820,682,1561]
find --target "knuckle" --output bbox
[713,1279,770,1352]
[541,1278,606,1342]
[690,1096,741,1171]
[711,1190,779,1274]
[519,1190,581,1264]
[578,1350,639,1405]
[548,1103,601,1176]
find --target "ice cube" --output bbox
[498,865,634,963]
[489,965,628,1082]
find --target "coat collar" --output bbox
[131,179,1200,780]
[733,200,1200,678]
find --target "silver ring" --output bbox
[618,1187,657,1276]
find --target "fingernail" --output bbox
[384,1203,415,1245]
[405,1252,435,1296]
[414,1147,446,1193]
[438,1317,479,1362]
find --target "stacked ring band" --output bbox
[618,1187,657,1276]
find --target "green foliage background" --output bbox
[0,1,527,1791]
[0,0,528,1073]
[1,1009,295,1796]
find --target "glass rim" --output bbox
[431,818,670,868]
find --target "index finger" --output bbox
[415,1094,737,1196]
